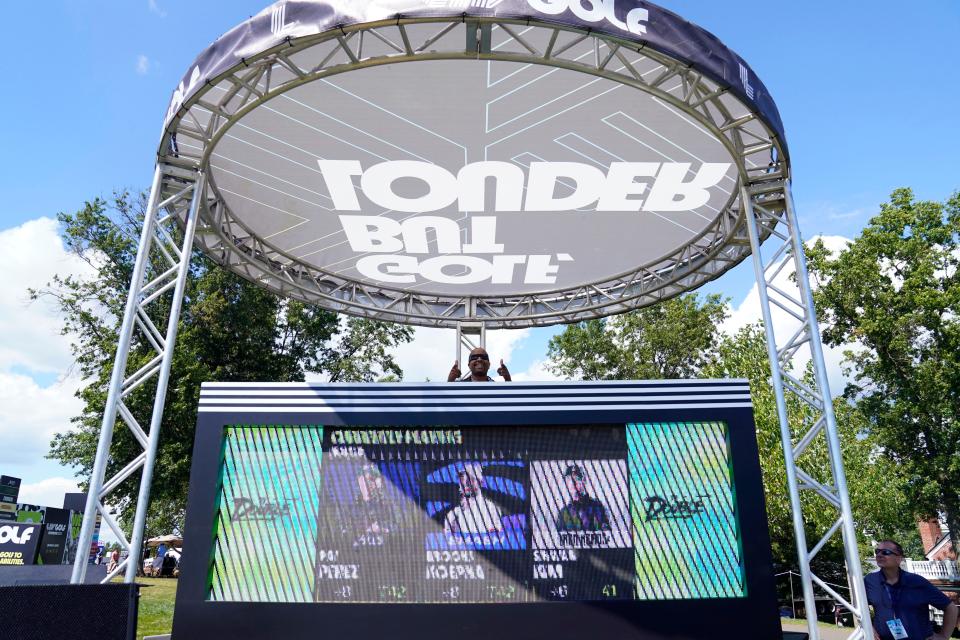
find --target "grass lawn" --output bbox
[781,617,839,627]
[120,583,867,640]
[780,617,861,640]
[134,577,178,639]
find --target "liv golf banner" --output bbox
[0,523,41,566]
[38,508,71,565]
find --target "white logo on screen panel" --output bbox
[315,160,729,287]
[271,5,287,36]
[424,0,504,7]
[526,0,648,36]
[0,525,34,545]
[421,0,647,35]
[739,63,755,100]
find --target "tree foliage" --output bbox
[546,294,728,380]
[34,192,413,537]
[547,295,913,570]
[808,188,960,555]
[704,326,915,568]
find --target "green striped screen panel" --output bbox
[208,425,324,602]
[627,422,745,600]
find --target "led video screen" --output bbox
[207,423,744,604]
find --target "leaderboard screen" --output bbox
[207,423,744,604]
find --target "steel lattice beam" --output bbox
[742,182,872,640]
[70,168,204,584]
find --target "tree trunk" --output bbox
[940,490,960,559]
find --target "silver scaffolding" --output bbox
[69,14,872,640]
[741,183,872,640]
[69,166,204,585]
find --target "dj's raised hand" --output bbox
[447,360,461,382]
[497,359,511,381]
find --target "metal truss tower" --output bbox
[70,166,203,584]
[742,183,872,640]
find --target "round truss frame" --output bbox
[159,15,788,328]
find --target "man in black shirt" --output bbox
[865,539,958,640]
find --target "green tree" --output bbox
[704,325,915,570]
[34,192,413,537]
[546,293,728,380]
[547,296,913,570]
[808,188,960,555]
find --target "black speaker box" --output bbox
[0,583,138,640]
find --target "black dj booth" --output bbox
[171,380,780,640]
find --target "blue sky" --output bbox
[0,1,957,510]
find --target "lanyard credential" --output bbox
[882,581,908,640]
[883,582,900,619]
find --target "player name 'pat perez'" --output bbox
[315,549,360,580]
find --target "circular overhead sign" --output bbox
[160,0,789,328]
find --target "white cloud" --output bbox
[481,328,529,376]
[136,54,151,75]
[0,217,94,374]
[0,217,91,490]
[0,371,83,466]
[510,359,562,382]
[17,477,80,509]
[827,207,870,221]
[721,235,854,395]
[147,0,167,18]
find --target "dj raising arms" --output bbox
[447,347,511,382]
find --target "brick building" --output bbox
[919,518,957,562]
[906,518,959,628]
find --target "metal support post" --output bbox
[785,190,871,637]
[125,174,205,581]
[455,321,486,363]
[741,181,872,640]
[70,165,164,584]
[71,166,203,584]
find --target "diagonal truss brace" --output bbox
[70,166,204,584]
[742,181,871,640]
[455,321,486,366]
